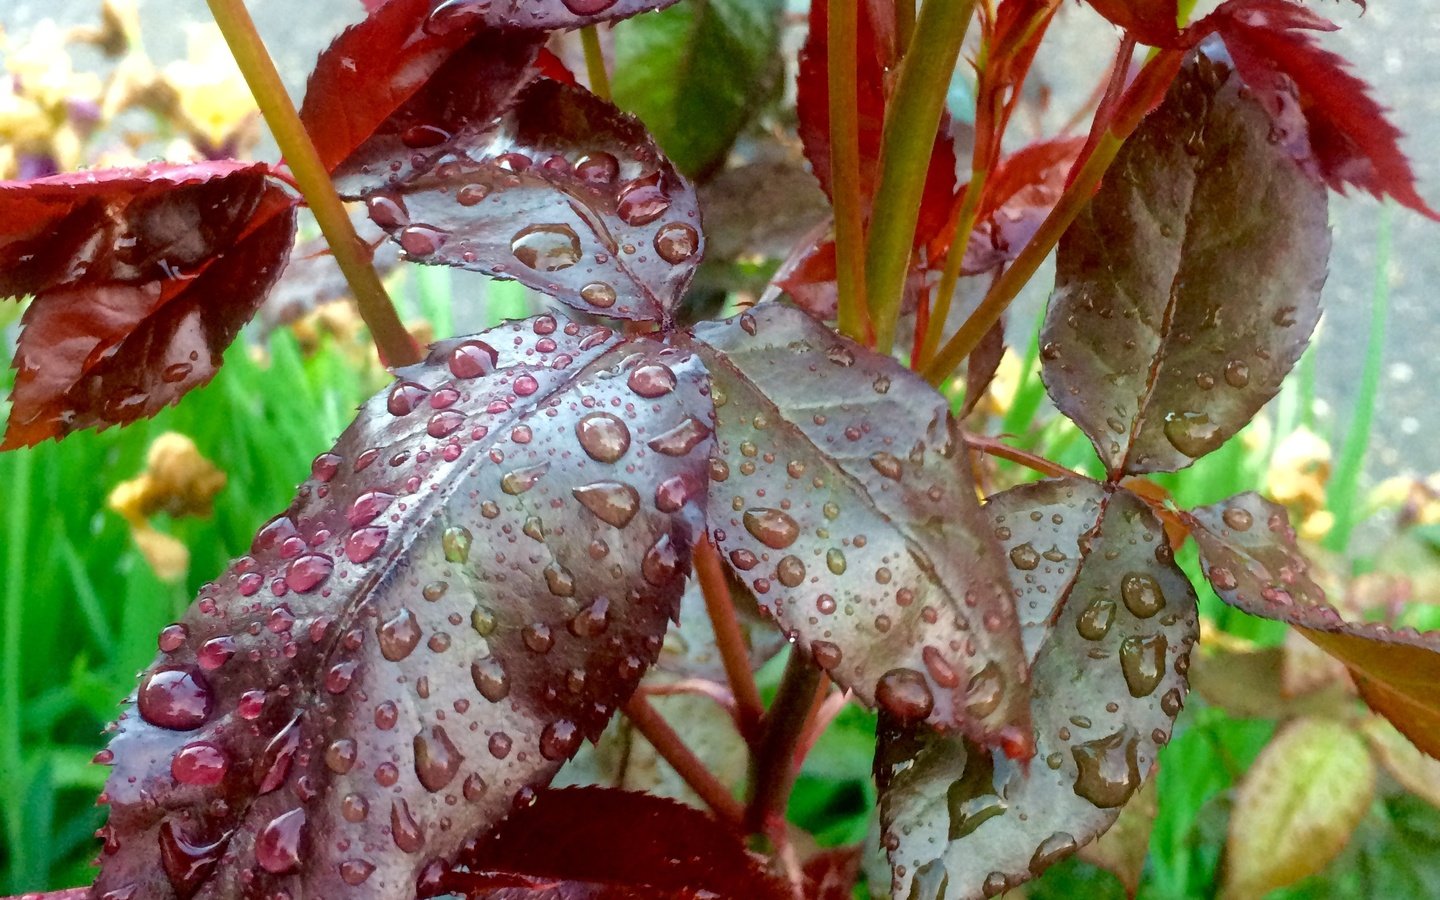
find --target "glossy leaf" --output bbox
[1086,0,1180,47]
[1188,492,1440,760]
[690,303,1030,743]
[436,787,786,898]
[1223,717,1376,898]
[878,484,1198,900]
[93,314,715,898]
[0,161,297,448]
[1209,0,1439,219]
[367,79,703,323]
[611,0,786,178]
[1041,53,1329,476]
[1077,776,1159,898]
[421,0,685,33]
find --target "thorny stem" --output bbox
[694,538,765,741]
[865,0,975,353]
[622,694,746,827]
[829,0,873,343]
[917,167,988,368]
[922,49,1184,385]
[745,648,823,834]
[580,26,612,101]
[205,0,419,367]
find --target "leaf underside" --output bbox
[1040,52,1330,477]
[691,303,1031,744]
[94,314,715,898]
[878,482,1198,900]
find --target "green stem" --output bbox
[829,0,872,342]
[917,167,987,367]
[580,26,612,101]
[205,0,419,367]
[865,0,975,353]
[745,648,823,833]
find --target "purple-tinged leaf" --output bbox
[1040,53,1329,477]
[0,162,297,448]
[368,79,702,323]
[93,314,715,899]
[878,484,1198,899]
[1188,492,1440,760]
[689,303,1031,746]
[423,0,685,33]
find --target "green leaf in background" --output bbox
[611,0,785,179]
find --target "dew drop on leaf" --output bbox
[511,224,582,271]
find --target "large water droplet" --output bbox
[648,417,711,457]
[1029,832,1078,876]
[617,173,670,225]
[255,808,306,874]
[1222,507,1253,531]
[1120,634,1168,697]
[1009,543,1041,571]
[575,151,619,184]
[171,741,228,786]
[387,380,429,416]
[158,820,228,896]
[285,553,333,593]
[742,508,799,549]
[628,363,677,398]
[1163,411,1222,457]
[573,481,641,527]
[501,462,550,495]
[442,525,473,563]
[346,526,388,564]
[1072,729,1141,808]
[642,533,680,585]
[138,668,213,731]
[965,661,1006,719]
[348,490,395,527]
[540,720,582,761]
[414,725,464,792]
[472,657,510,702]
[876,668,934,725]
[1224,360,1250,388]
[580,281,617,309]
[391,798,425,853]
[511,224,582,271]
[1076,598,1116,641]
[654,222,699,263]
[449,340,499,379]
[576,412,631,462]
[1120,572,1165,618]
[378,608,422,661]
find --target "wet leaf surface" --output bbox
[877,485,1198,900]
[690,303,1030,743]
[93,314,715,898]
[1188,492,1440,759]
[1223,717,1376,899]
[421,0,685,33]
[0,161,297,448]
[436,786,787,898]
[368,79,703,323]
[1040,54,1329,477]
[300,0,542,187]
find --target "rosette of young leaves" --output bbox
[878,482,1198,900]
[690,303,1031,744]
[1188,492,1440,760]
[92,314,715,899]
[362,79,703,324]
[0,161,297,448]
[1040,53,1329,477]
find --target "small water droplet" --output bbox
[1077,598,1116,641]
[1224,360,1251,388]
[628,363,677,398]
[138,668,213,730]
[876,668,934,724]
[1009,543,1041,571]
[811,640,843,670]
[1222,507,1253,531]
[573,481,641,527]
[580,281,617,308]
[1029,832,1078,876]
[540,720,582,761]
[742,508,799,549]
[378,608,422,661]
[472,658,510,702]
[255,808,306,874]
[1163,411,1222,458]
[449,340,499,379]
[390,799,425,853]
[171,741,228,786]
[442,526,473,563]
[413,725,464,792]
[654,222,699,263]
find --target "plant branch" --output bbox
[917,167,988,368]
[580,26,612,101]
[829,0,872,343]
[694,537,765,741]
[923,49,1184,385]
[966,432,1077,479]
[205,0,419,367]
[622,694,745,827]
[745,648,823,834]
[865,0,975,353]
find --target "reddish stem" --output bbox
[966,432,1077,479]
[622,694,745,827]
[745,648,822,833]
[694,537,765,742]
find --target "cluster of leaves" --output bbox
[1,0,1439,897]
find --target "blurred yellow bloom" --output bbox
[1266,425,1332,539]
[163,25,257,151]
[108,432,227,582]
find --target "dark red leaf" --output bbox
[0,162,297,448]
[1188,493,1440,760]
[1208,0,1438,218]
[690,303,1031,744]
[801,846,863,900]
[422,0,685,32]
[368,79,703,323]
[299,0,542,186]
[534,48,580,85]
[1041,53,1329,476]
[796,0,957,246]
[435,787,786,899]
[878,481,1197,898]
[93,315,715,898]
[1087,0,1181,47]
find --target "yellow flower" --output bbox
[108,433,227,582]
[1266,426,1331,516]
[162,25,257,151]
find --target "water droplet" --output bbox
[579,281,617,308]
[286,553,333,593]
[457,182,490,206]
[576,412,631,462]
[811,640,843,670]
[1077,598,1116,641]
[922,646,961,689]
[573,481,641,527]
[367,194,409,229]
[378,608,422,661]
[540,720,581,761]
[171,741,228,786]
[742,508,799,549]
[442,526,473,563]
[869,452,902,481]
[1163,411,1222,458]
[643,534,681,585]
[387,380,429,416]
[876,668,934,724]
[1030,832,1078,876]
[400,225,446,257]
[617,173,670,225]
[1222,507,1253,531]
[570,597,610,637]
[628,363,677,398]
[1072,729,1141,808]
[826,548,847,575]
[965,662,1006,719]
[648,417,711,456]
[138,668,213,730]
[346,526,388,564]
[472,658,510,702]
[1120,634,1167,697]
[348,490,395,527]
[575,151,620,184]
[1208,566,1238,591]
[776,555,806,588]
[325,738,357,774]
[654,222,699,263]
[158,820,227,896]
[157,623,187,653]
[1120,572,1165,618]
[1224,360,1250,388]
[391,799,425,853]
[340,858,375,886]
[449,340,499,379]
[1009,543,1041,571]
[1160,687,1184,716]
[255,808,306,874]
[501,462,549,494]
[413,725,464,792]
[511,224,581,271]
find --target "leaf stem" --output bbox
[917,167,988,368]
[204,0,419,367]
[966,432,1077,479]
[622,694,746,827]
[922,49,1183,385]
[865,0,975,353]
[694,537,765,741]
[580,26,612,101]
[745,648,823,833]
[829,0,873,343]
